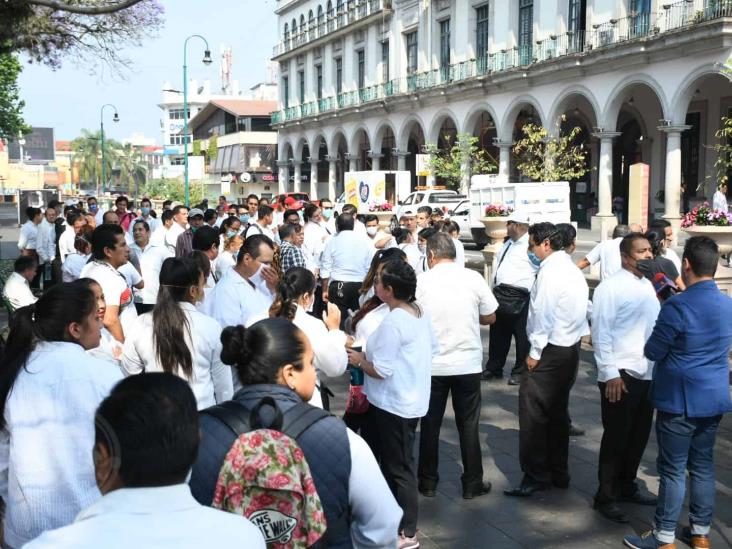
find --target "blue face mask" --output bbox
[226,230,237,238]
[528,251,542,267]
[140,207,151,217]
[239,214,250,224]
[322,208,333,219]
[89,204,98,213]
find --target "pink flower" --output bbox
[226,481,244,508]
[269,473,292,489]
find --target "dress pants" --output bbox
[595,371,654,504]
[518,342,579,486]
[366,404,419,538]
[134,303,154,315]
[328,280,361,330]
[418,373,483,491]
[485,301,529,377]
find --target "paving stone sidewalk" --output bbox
[328,328,732,549]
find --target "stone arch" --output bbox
[427,108,462,146]
[328,128,349,158]
[602,73,669,131]
[396,115,428,151]
[546,85,601,131]
[670,63,729,124]
[373,120,397,170]
[348,125,372,156]
[464,103,502,143]
[499,95,545,142]
[349,126,372,170]
[278,137,295,161]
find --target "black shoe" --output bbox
[418,485,436,498]
[552,476,570,489]
[593,501,630,523]
[463,481,491,499]
[481,370,502,381]
[503,481,549,497]
[568,424,585,436]
[507,375,521,386]
[621,490,657,506]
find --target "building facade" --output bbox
[272,0,732,233]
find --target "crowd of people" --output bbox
[1,191,731,549]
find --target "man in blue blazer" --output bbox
[624,236,732,549]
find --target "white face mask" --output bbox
[250,262,266,284]
[305,293,315,312]
[418,244,427,254]
[366,226,378,236]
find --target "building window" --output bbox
[381,40,390,82]
[168,108,187,120]
[629,0,651,35]
[567,0,586,51]
[357,49,365,89]
[439,19,450,75]
[316,65,323,99]
[298,70,305,104]
[317,5,325,36]
[283,76,289,109]
[518,0,533,66]
[406,31,418,74]
[169,135,191,145]
[476,5,489,67]
[327,0,334,31]
[335,57,343,94]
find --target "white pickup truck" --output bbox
[391,189,466,230]
[448,199,490,247]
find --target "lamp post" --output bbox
[100,104,119,195]
[183,34,212,207]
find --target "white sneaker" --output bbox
[398,534,420,549]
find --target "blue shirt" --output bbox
[645,280,732,418]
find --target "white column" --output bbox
[659,125,691,228]
[493,139,513,183]
[276,160,289,195]
[326,155,337,200]
[369,152,383,171]
[346,154,358,173]
[396,150,408,172]
[292,160,302,193]
[308,157,318,199]
[591,131,621,239]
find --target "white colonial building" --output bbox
[272,0,732,232]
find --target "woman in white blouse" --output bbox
[122,257,233,410]
[61,226,92,282]
[0,281,122,548]
[268,266,347,409]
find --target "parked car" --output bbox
[391,189,466,231]
[448,199,490,247]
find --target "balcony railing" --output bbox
[271,0,732,125]
[273,0,391,57]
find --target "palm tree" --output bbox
[117,143,148,197]
[71,128,120,193]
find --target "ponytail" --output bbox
[269,267,315,320]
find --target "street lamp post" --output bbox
[100,104,119,195]
[183,35,212,207]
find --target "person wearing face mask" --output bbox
[175,208,204,258]
[210,234,279,339]
[364,214,391,250]
[320,197,336,232]
[217,216,242,254]
[415,227,437,274]
[504,222,589,498]
[87,196,104,225]
[127,198,161,239]
[638,230,686,293]
[590,234,661,524]
[121,257,232,410]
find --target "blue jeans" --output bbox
[653,411,721,543]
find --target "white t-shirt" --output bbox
[417,262,498,376]
[62,253,91,282]
[585,237,622,281]
[364,306,438,418]
[80,261,138,336]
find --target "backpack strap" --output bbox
[201,400,252,437]
[280,401,332,440]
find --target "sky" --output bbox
[17,0,277,144]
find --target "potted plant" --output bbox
[481,204,513,250]
[681,202,732,258]
[368,202,393,229]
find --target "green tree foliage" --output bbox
[425,133,497,191]
[207,135,218,161]
[710,115,732,189]
[141,177,203,205]
[117,143,148,193]
[513,118,589,182]
[71,128,121,189]
[0,52,31,140]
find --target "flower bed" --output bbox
[681,202,732,228]
[484,204,513,218]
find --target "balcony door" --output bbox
[518,0,533,66]
[568,0,586,52]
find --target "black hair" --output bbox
[203,209,217,224]
[417,205,432,216]
[172,205,188,216]
[418,227,438,242]
[153,258,203,380]
[303,203,319,223]
[247,193,259,202]
[364,214,378,224]
[191,225,219,252]
[649,219,671,229]
[132,219,150,232]
[102,211,118,224]
[342,204,357,216]
[115,195,129,206]
[426,232,456,260]
[644,230,666,258]
[237,234,274,264]
[360,247,407,296]
[219,216,240,235]
[528,222,563,251]
[257,205,274,219]
[66,210,82,226]
[612,224,631,239]
[320,197,333,206]
[278,223,302,241]
[140,197,152,207]
[13,255,37,273]
[221,318,308,386]
[683,236,719,278]
[441,220,459,235]
[161,210,174,224]
[91,224,125,260]
[380,259,417,302]
[283,208,300,222]
[25,207,41,222]
[84,197,96,205]
[619,233,649,257]
[336,212,354,232]
[555,223,576,250]
[391,227,411,245]
[163,200,173,208]
[269,267,316,320]
[94,373,199,487]
[189,250,211,279]
[0,281,97,429]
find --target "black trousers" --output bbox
[595,371,654,504]
[134,303,155,315]
[328,280,361,330]
[308,281,325,320]
[418,374,483,491]
[485,302,530,377]
[366,404,419,537]
[518,343,579,486]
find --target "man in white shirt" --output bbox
[340,204,369,240]
[713,182,729,212]
[577,224,631,281]
[3,256,38,310]
[25,373,264,549]
[320,213,373,327]
[36,206,58,286]
[243,205,276,241]
[58,211,86,262]
[165,205,189,254]
[86,196,104,225]
[364,214,391,250]
[505,222,589,498]
[127,197,161,238]
[416,233,497,500]
[130,220,167,315]
[150,210,175,254]
[416,206,432,231]
[80,224,137,343]
[210,234,278,329]
[649,219,682,272]
[591,233,660,523]
[484,211,538,384]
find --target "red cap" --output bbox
[284,196,297,206]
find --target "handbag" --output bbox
[493,283,530,316]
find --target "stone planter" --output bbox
[683,225,732,257]
[481,217,509,253]
[371,211,394,231]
